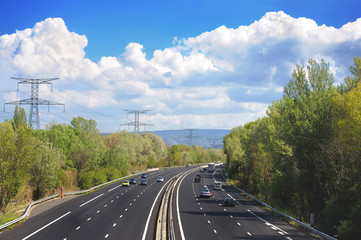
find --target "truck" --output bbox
[208,163,215,173]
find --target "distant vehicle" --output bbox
[194,174,201,182]
[203,168,207,172]
[201,185,209,191]
[141,173,147,178]
[223,197,236,207]
[208,163,215,173]
[186,165,189,167]
[157,177,164,182]
[130,178,136,184]
[140,179,148,185]
[200,168,204,173]
[200,189,211,198]
[122,180,130,187]
[213,181,222,190]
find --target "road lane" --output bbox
[1,166,195,240]
[177,165,314,240]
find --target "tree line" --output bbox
[223,57,361,239]
[0,110,224,211]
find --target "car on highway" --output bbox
[213,181,222,190]
[122,180,130,187]
[130,178,136,184]
[140,179,148,185]
[201,185,209,191]
[194,174,201,182]
[141,173,147,178]
[223,196,236,207]
[200,168,204,173]
[200,188,211,198]
[157,176,164,182]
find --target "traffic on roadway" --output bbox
[1,164,315,240]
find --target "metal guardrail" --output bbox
[0,173,139,230]
[221,175,337,240]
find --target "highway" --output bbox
[2,165,316,240]
[174,165,314,240]
[1,166,193,240]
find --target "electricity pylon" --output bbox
[184,128,200,146]
[4,77,65,130]
[120,109,154,133]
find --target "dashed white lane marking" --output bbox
[200,207,203,210]
[116,196,119,198]
[134,198,136,201]
[76,226,80,230]
[104,204,107,208]
[97,210,100,213]
[105,234,109,238]
[203,213,206,216]
[125,208,128,211]
[87,217,91,221]
[208,220,211,224]
[113,223,117,227]
[119,215,123,218]
[224,209,227,211]
[111,200,114,203]
[80,194,104,207]
[237,222,241,226]
[286,237,293,240]
[247,232,252,236]
[130,203,133,206]
[213,229,217,234]
[278,231,285,235]
[230,215,233,218]
[198,203,200,205]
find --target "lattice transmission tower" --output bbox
[120,109,154,133]
[184,128,200,146]
[4,77,65,130]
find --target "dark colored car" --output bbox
[194,174,201,182]
[130,178,136,184]
[141,173,147,178]
[140,179,148,185]
[223,197,236,207]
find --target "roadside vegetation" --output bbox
[0,111,224,224]
[223,57,361,239]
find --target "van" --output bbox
[213,181,222,190]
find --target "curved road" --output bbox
[2,165,316,240]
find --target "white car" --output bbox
[157,176,164,182]
[213,181,222,190]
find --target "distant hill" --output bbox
[149,129,230,149]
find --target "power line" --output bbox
[184,128,200,146]
[120,109,154,133]
[3,77,65,130]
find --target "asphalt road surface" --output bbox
[175,165,315,240]
[1,166,194,240]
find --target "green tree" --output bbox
[0,119,38,209]
[30,142,65,199]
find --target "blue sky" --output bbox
[0,0,361,132]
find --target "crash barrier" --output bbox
[221,175,337,240]
[155,167,202,240]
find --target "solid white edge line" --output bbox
[176,173,187,240]
[141,177,173,240]
[108,184,122,192]
[80,194,104,207]
[22,211,71,240]
[247,210,288,235]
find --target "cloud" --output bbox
[1,11,361,130]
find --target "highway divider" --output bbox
[155,166,203,240]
